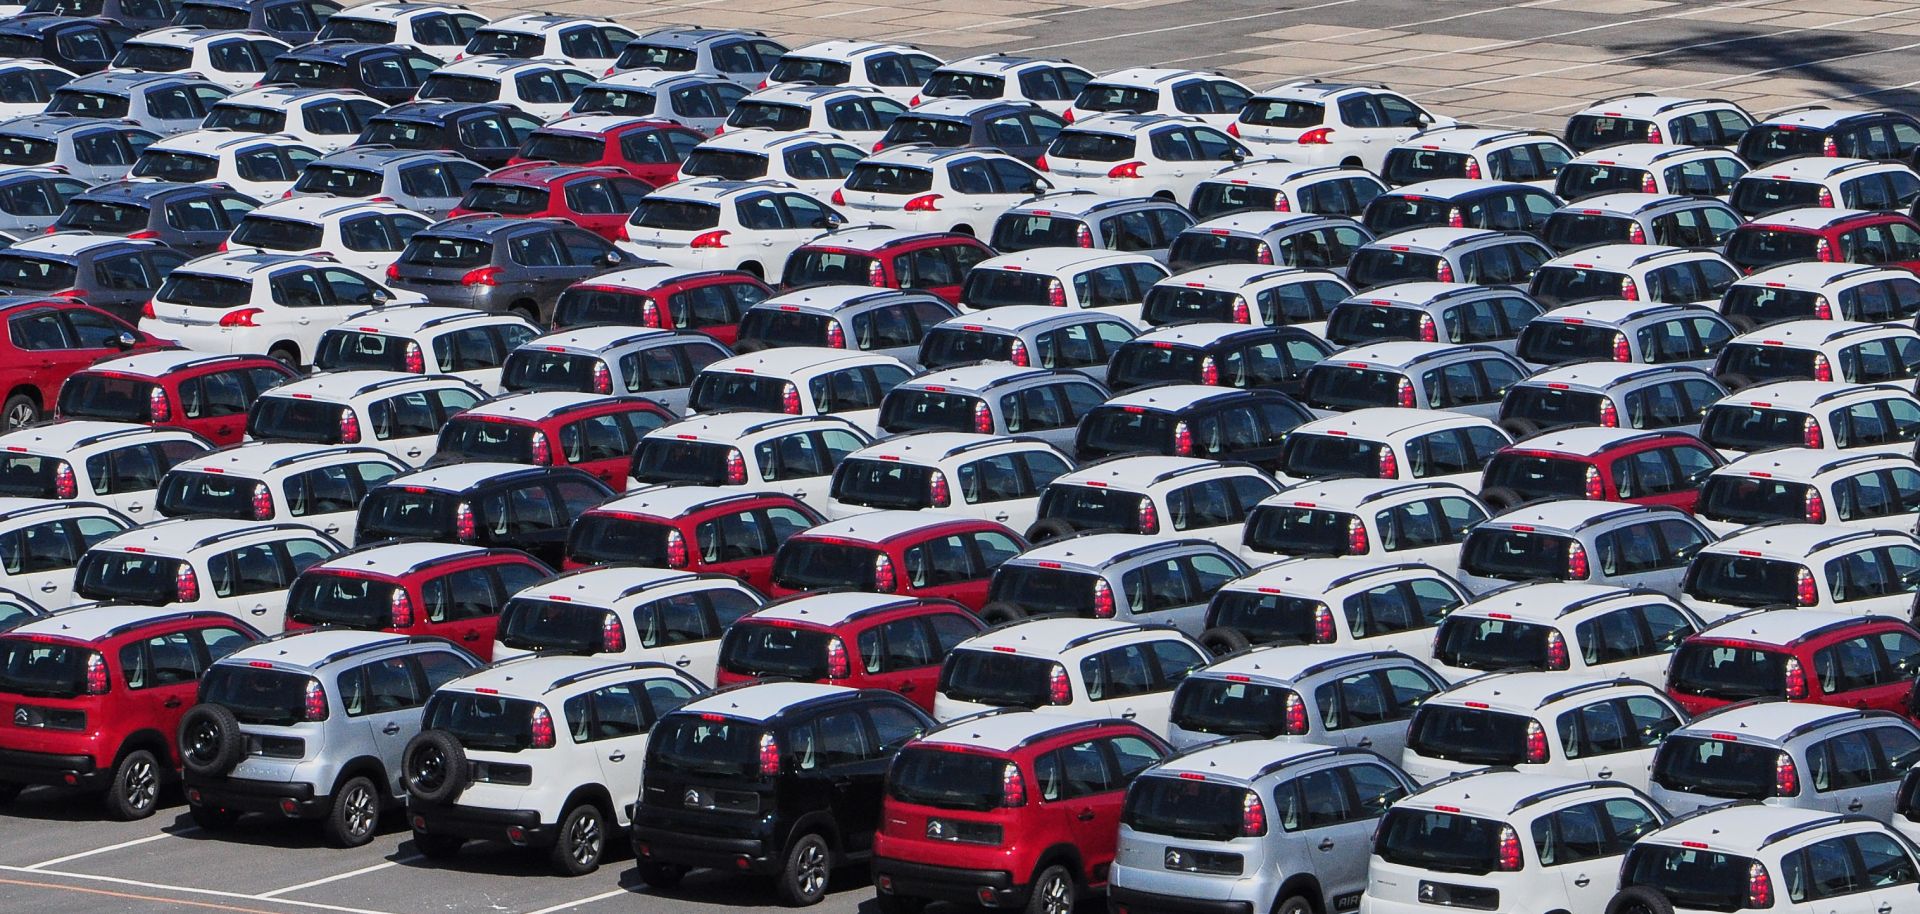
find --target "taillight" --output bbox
[1036,154,1050,172]
[52,461,74,499]
[973,401,993,433]
[1818,187,1833,207]
[1047,663,1071,704]
[149,387,171,422]
[304,679,328,722]
[1628,222,1646,244]
[929,471,950,507]
[1009,338,1030,367]
[390,588,414,628]
[1464,158,1482,179]
[1816,238,1833,262]
[141,299,156,319]
[1748,861,1774,908]
[1435,260,1454,282]
[84,652,108,694]
[724,448,746,485]
[1814,295,1832,320]
[640,298,664,328]
[904,194,942,212]
[1419,314,1437,342]
[1524,720,1549,762]
[874,553,897,592]
[781,382,801,415]
[1201,355,1219,385]
[1396,377,1416,408]
[826,321,846,348]
[1297,127,1332,145]
[1346,517,1368,554]
[251,482,273,520]
[690,230,729,248]
[1774,753,1799,797]
[597,611,625,652]
[1074,223,1091,247]
[1822,135,1838,157]
[1804,417,1822,448]
[1226,122,1240,138]
[1545,631,1569,670]
[1174,420,1193,456]
[403,342,424,373]
[1640,172,1657,194]
[1813,354,1832,382]
[1646,123,1663,143]
[1241,791,1267,837]
[868,259,886,287]
[1446,207,1463,228]
[175,563,199,602]
[1138,498,1159,534]
[454,502,476,541]
[1282,692,1307,734]
[592,361,612,394]
[1805,490,1825,523]
[1600,399,1619,428]
[1047,278,1065,308]
[1795,567,1817,606]
[218,308,262,328]
[461,266,504,287]
[1620,276,1638,300]
[1312,604,1335,644]
[1232,296,1250,324]
[1002,761,1027,807]
[1273,193,1290,213]
[1612,332,1630,363]
[1092,579,1115,618]
[1785,655,1808,698]
[1567,542,1590,579]
[385,264,400,281]
[1496,825,1521,870]
[1108,161,1143,179]
[529,430,552,466]
[665,529,688,568]
[1378,445,1397,479]
[826,636,849,678]
[528,705,554,748]
[759,732,781,776]
[339,408,360,444]
[831,188,846,205]
[1585,465,1604,499]
[1254,242,1274,265]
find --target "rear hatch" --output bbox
[641,712,773,831]
[198,663,324,778]
[0,635,104,756]
[393,234,496,288]
[149,271,256,330]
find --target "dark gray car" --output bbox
[875,99,1065,165]
[0,234,189,323]
[387,215,648,324]
[53,181,260,256]
[0,114,160,184]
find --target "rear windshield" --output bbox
[631,438,737,487]
[1717,343,1817,384]
[846,164,936,195]
[786,249,878,289]
[631,199,721,231]
[1652,734,1784,800]
[961,268,1056,310]
[132,152,218,183]
[919,328,1014,369]
[437,418,535,464]
[1362,195,1449,236]
[1075,408,1175,458]
[880,388,984,434]
[176,2,248,27]
[229,216,325,251]
[497,598,607,654]
[0,133,53,165]
[1376,808,1508,875]
[554,286,649,328]
[157,273,252,309]
[423,692,541,752]
[922,71,1006,101]
[1481,452,1592,499]
[1208,590,1326,645]
[264,59,352,89]
[1460,528,1575,581]
[0,254,75,292]
[519,133,602,165]
[992,213,1090,252]
[988,566,1098,617]
[1074,85,1157,115]
[1557,163,1648,200]
[199,666,315,726]
[1383,148,1470,186]
[1048,130,1135,162]
[1622,845,1754,913]
[738,309,831,348]
[688,372,790,413]
[205,104,285,133]
[567,514,672,567]
[1122,776,1252,842]
[833,458,934,510]
[1720,285,1824,327]
[1530,267,1631,307]
[0,454,60,498]
[0,638,91,698]
[1191,182,1282,221]
[1667,642,1787,700]
[401,236,492,268]
[157,470,258,519]
[1303,365,1406,410]
[1171,677,1296,739]
[680,149,766,181]
[1683,554,1805,608]
[113,44,193,71]
[616,43,697,71]
[1515,322,1624,365]
[316,330,410,372]
[940,649,1057,708]
[1035,485,1146,534]
[649,714,766,778]
[1542,211,1633,252]
[1407,705,1532,766]
[771,540,880,591]
[74,552,185,604]
[1565,115,1652,152]
[1241,99,1322,129]
[1167,233,1266,272]
[1697,476,1811,526]
[285,573,398,629]
[1243,505,1355,557]
[880,116,972,148]
[1278,432,1381,479]
[461,183,549,216]
[1740,126,1830,165]
[719,623,831,679]
[1730,178,1824,217]
[1432,615,1552,671]
[357,489,456,539]
[1108,344,1207,390]
[358,119,441,149]
[1725,229,1821,271]
[1701,405,1810,452]
[57,374,158,422]
[1347,249,1444,289]
[316,18,395,44]
[501,351,600,393]
[767,56,851,85]
[729,101,811,131]
[418,75,501,103]
[295,165,385,197]
[889,747,1006,811]
[62,200,150,234]
[1325,304,1426,345]
[1141,286,1243,324]
[49,91,129,119]
[248,397,347,445]
[573,88,657,117]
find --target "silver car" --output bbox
[1168,645,1446,758]
[981,533,1248,634]
[1456,501,1714,597]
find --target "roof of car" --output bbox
[1556,192,1695,216]
[796,509,984,544]
[450,654,684,697]
[1400,127,1553,151]
[0,419,197,454]
[330,305,514,334]
[1646,804,1851,856]
[643,411,855,442]
[1519,360,1707,390]
[915,709,1116,753]
[1568,143,1719,167]
[86,349,251,377]
[310,540,491,577]
[748,592,941,628]
[1187,211,1343,237]
[783,38,921,58]
[753,284,929,314]
[1757,106,1886,129]
[958,616,1146,655]
[1148,738,1352,783]
[1051,455,1236,489]
[905,98,1031,119]
[149,129,297,156]
[1099,383,1251,412]
[452,391,627,423]
[704,347,902,378]
[576,265,752,291]
[64,70,214,93]
[94,515,314,554]
[1704,523,1906,561]
[8,604,227,643]
[123,25,263,47]
[588,70,722,92]
[1191,643,1410,683]
[678,680,855,721]
[1401,769,1601,818]
[261,369,455,401]
[977,247,1155,272]
[219,86,377,108]
[1534,299,1695,325]
[1573,94,1734,118]
[240,196,418,222]
[1289,407,1488,439]
[1719,379,1899,409]
[801,225,954,251]
[69,180,212,205]
[375,100,520,123]
[434,56,580,78]
[330,0,463,21]
[1123,322,1276,348]
[1747,156,1894,181]
[1452,581,1645,622]
[1222,555,1424,596]
[173,251,311,277]
[746,84,887,105]
[1259,80,1392,100]
[1157,264,1328,291]
[1484,498,1650,531]
[1714,448,1906,481]
[852,432,1032,464]
[519,325,675,353]
[1365,226,1507,251]
[171,441,391,474]
[379,461,545,492]
[1735,261,1896,290]
[635,25,768,44]
[309,146,466,168]
[1326,340,1469,367]
[1544,243,1705,270]
[648,178,794,203]
[534,114,663,137]
[1734,319,1905,347]
[17,232,149,256]
[1504,426,1691,457]
[279,41,402,64]
[1012,532,1200,569]
[1086,67,1213,87]
[0,113,133,139]
[225,628,418,668]
[1006,191,1175,218]
[1745,207,1879,231]
[1677,697,1859,737]
[899,363,1048,391]
[1269,476,1464,510]
[930,305,1114,332]
[516,564,698,606]
[692,128,852,153]
[1432,670,1625,713]
[587,483,771,519]
[1381,178,1532,200]
[485,12,613,31]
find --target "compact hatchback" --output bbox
[768,511,1026,611]
[1648,698,1920,819]
[354,463,614,567]
[284,541,551,659]
[563,486,822,594]
[715,592,983,711]
[1665,609,1920,717]
[58,351,296,446]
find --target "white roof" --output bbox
[384,461,535,492]
[1648,805,1850,856]
[1156,264,1328,292]
[1506,425,1681,457]
[13,233,138,257]
[1012,532,1173,568]
[1733,319,1905,348]
[1574,95,1731,118]
[957,617,1140,654]
[899,363,1043,391]
[1715,448,1909,481]
[693,128,851,154]
[261,370,435,401]
[1196,643,1405,682]
[1328,339,1458,367]
[589,484,761,518]
[1088,67,1215,88]
[1401,128,1546,151]
[916,710,1100,753]
[784,39,923,60]
[0,420,191,454]
[455,391,606,421]
[1569,143,1719,167]
[1536,299,1689,325]
[1672,697,1855,739]
[755,284,892,314]
[242,196,421,223]
[1223,555,1417,595]
[930,306,1098,332]
[680,681,853,721]
[449,654,671,697]
[1452,581,1639,622]
[12,604,203,643]
[87,349,231,377]
[1188,211,1337,236]
[172,441,387,474]
[853,432,1024,464]
[799,509,981,544]
[1558,192,1688,215]
[1705,524,1906,561]
[1486,499,1645,531]
[1720,379,1893,409]
[1545,243,1692,270]
[95,516,310,554]
[226,628,408,667]
[1432,670,1619,713]
[521,325,673,354]
[1367,226,1502,250]
[1736,261,1902,290]
[704,347,903,378]
[643,411,850,442]
[330,305,515,334]
[1402,769,1597,818]
[516,564,697,606]
[748,592,919,627]
[147,129,295,156]
[1054,455,1220,489]
[976,248,1155,273]
[1289,407,1486,439]
[1101,384,1243,411]
[1520,360,1700,389]
[1747,207,1869,231]
[1749,156,1889,181]
[1270,476,1462,510]
[1383,178,1528,199]
[310,540,484,578]
[1148,737,1342,783]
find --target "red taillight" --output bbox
[1600,399,1619,428]
[218,308,262,327]
[1640,172,1657,194]
[973,400,993,433]
[1241,791,1267,836]
[1620,276,1639,300]
[1047,278,1065,308]
[904,194,942,212]
[1047,663,1071,704]
[1108,161,1143,179]
[759,732,780,776]
[826,321,846,348]
[1822,136,1838,157]
[1282,692,1308,734]
[1611,332,1630,363]
[141,299,156,319]
[1814,295,1832,320]
[1545,631,1569,671]
[1345,517,1368,554]
[1253,242,1273,265]
[251,482,273,520]
[831,188,846,206]
[1002,761,1026,807]
[390,588,414,628]
[1495,826,1522,870]
[1445,206,1463,228]
[339,408,360,444]
[1200,355,1219,385]
[781,382,801,415]
[1585,465,1604,499]
[1312,604,1336,644]
[640,298,664,328]
[1419,314,1437,342]
[1137,498,1159,534]
[1232,296,1250,324]
[1805,490,1826,523]
[1749,861,1774,907]
[1272,193,1290,213]
[176,563,199,602]
[1396,377,1416,408]
[724,448,746,485]
[874,553,897,592]
[1795,567,1817,606]
[127,230,160,240]
[1377,445,1398,479]
[386,264,400,281]
[1525,720,1549,762]
[1628,222,1646,244]
[826,636,849,678]
[1464,157,1482,180]
[1226,122,1240,138]
[1092,579,1115,618]
[1173,420,1193,456]
[1785,655,1808,698]
[1646,123,1663,143]
[1816,237,1833,262]
[1804,417,1822,448]
[149,387,171,422]
[454,502,476,541]
[665,529,689,568]
[867,259,885,287]
[52,461,74,499]
[528,705,554,748]
[1297,127,1332,145]
[1434,260,1454,283]
[403,341,424,373]
[529,430,552,465]
[84,652,108,694]
[1818,187,1833,207]
[1009,338,1030,367]
[1775,752,1799,796]
[929,471,951,507]
[690,230,730,249]
[303,679,329,721]
[1567,542,1590,579]
[1813,354,1832,382]
[1073,223,1091,247]
[461,266,504,287]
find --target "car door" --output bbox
[1804,728,1886,817]
[8,306,132,416]
[1837,831,1920,914]
[416,562,503,652]
[852,615,942,710]
[793,704,882,853]
[566,679,650,825]
[2,516,82,605]
[116,626,207,762]
[347,652,424,791]
[1284,763,1376,907]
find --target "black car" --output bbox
[352,464,614,566]
[1735,107,1920,167]
[633,682,935,905]
[20,0,175,31]
[1105,323,1332,398]
[0,16,136,74]
[1361,180,1563,236]
[387,215,644,324]
[1073,385,1312,468]
[173,0,341,45]
[357,102,544,169]
[258,40,442,105]
[54,181,259,257]
[874,99,1065,165]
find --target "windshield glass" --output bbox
[922,71,1005,101]
[1740,126,1830,165]
[1558,163,1648,199]
[316,331,410,372]
[206,105,286,133]
[649,714,765,777]
[199,666,315,726]
[0,454,60,498]
[846,164,936,195]
[1432,616,1551,671]
[566,514,672,566]
[770,540,879,591]
[630,438,736,486]
[728,101,810,131]
[1542,211,1633,252]
[1730,178,1823,217]
[1720,285,1822,326]
[1122,776,1251,842]
[1697,476,1810,525]
[401,236,491,268]
[157,273,251,309]
[1514,322,1624,365]
[48,91,129,119]
[680,149,766,180]
[1048,130,1135,162]
[502,353,600,394]
[1326,304,1426,345]
[1208,590,1325,644]
[687,372,790,413]
[1035,485,1145,533]
[940,649,1056,707]
[1565,115,1651,151]
[616,43,696,71]
[553,286,649,328]
[1364,196,1449,235]
[418,75,501,103]
[295,165,384,197]
[132,152,218,183]
[1461,528,1575,581]
[1383,148,1470,186]
[0,254,75,292]
[1347,249,1444,289]
[1278,433,1381,479]
[1108,345,1205,389]
[1244,505,1354,556]
[0,133,54,164]
[1668,642,1786,699]
[1652,735,1783,799]
[112,44,192,71]
[422,692,540,752]
[1376,808,1506,875]
[631,199,721,231]
[1077,408,1175,458]
[960,268,1055,309]
[157,471,257,519]
[992,213,1089,252]
[1717,343,1819,384]
[1074,84,1156,114]
[880,117,971,148]
[358,119,439,148]
[888,747,1006,811]
[357,489,455,539]
[719,623,831,679]
[1683,554,1805,608]
[519,133,602,165]
[1726,229,1821,271]
[1622,845,1753,913]
[263,59,351,90]
[497,599,606,654]
[1701,405,1811,452]
[767,56,851,85]
[1171,677,1296,738]
[1531,267,1630,307]
[436,418,535,464]
[1167,233,1266,272]
[919,327,1014,368]
[1192,182,1282,221]
[987,566,1097,617]
[737,309,831,348]
[57,374,157,422]
[785,249,879,288]
[285,573,397,629]
[0,638,92,698]
[879,388,984,434]
[247,397,346,444]
[1241,98,1322,129]
[1303,365,1406,410]
[316,18,395,43]
[572,87,656,117]
[1481,453,1592,499]
[74,552,183,604]
[1407,705,1532,765]
[229,216,325,251]
[1141,286,1242,324]
[461,183,549,216]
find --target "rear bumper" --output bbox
[0,747,104,788]
[409,797,552,847]
[631,822,777,874]
[1108,885,1254,914]
[183,773,322,818]
[873,857,1021,907]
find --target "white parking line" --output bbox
[253,857,419,900]
[0,865,403,914]
[23,830,197,871]
[520,888,630,914]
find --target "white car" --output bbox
[827,432,1070,530]
[146,252,420,368]
[202,86,389,153]
[917,54,1092,116]
[629,412,872,512]
[766,40,942,105]
[1046,113,1249,204]
[1556,143,1747,201]
[1233,81,1452,172]
[0,499,131,607]
[317,1,488,62]
[961,248,1168,324]
[1611,805,1915,914]
[1681,523,1920,622]
[835,145,1048,236]
[620,178,842,285]
[724,85,908,150]
[246,370,485,467]
[313,306,540,394]
[130,130,321,201]
[1189,158,1388,220]
[677,129,868,199]
[1700,380,1920,460]
[1428,581,1702,684]
[1530,243,1739,309]
[565,70,747,134]
[1203,557,1470,658]
[1245,478,1490,575]
[1399,673,1686,790]
[415,57,595,121]
[1729,155,1920,217]
[934,617,1208,736]
[492,563,763,683]
[155,441,404,545]
[1565,93,1755,151]
[1141,263,1355,336]
[73,517,341,634]
[687,348,913,436]
[1383,127,1575,190]
[108,27,288,92]
[223,197,434,276]
[1066,67,1252,130]
[0,57,72,121]
[0,421,209,520]
[460,13,636,75]
[1031,454,1278,549]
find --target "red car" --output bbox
[509,115,708,189]
[57,352,298,446]
[768,510,1027,610]
[1666,611,1920,717]
[434,391,674,491]
[873,713,1171,911]
[552,267,774,347]
[713,592,983,710]
[1479,428,1725,513]
[783,227,995,305]
[0,297,170,430]
[282,542,552,660]
[564,487,822,592]
[0,606,262,818]
[449,164,653,241]
[1725,207,1920,274]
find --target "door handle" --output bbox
[322,525,339,534]
[899,682,916,693]
[993,513,1009,523]
[462,632,479,642]
[608,751,626,762]
[250,607,267,615]
[1317,839,1334,851]
[405,449,423,459]
[163,697,181,708]
[1355,737,1372,749]
[1880,904,1894,914]
[1597,768,1614,779]
[1848,798,1864,812]
[382,722,401,735]
[675,657,691,667]
[1121,710,1137,719]
[38,582,55,592]
[128,504,142,513]
[1573,876,1591,888]
[1076,809,1095,822]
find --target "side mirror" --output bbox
[111,330,137,350]
[370,289,392,305]
[1032,178,1054,193]
[1224,147,1246,162]
[1415,113,1433,127]
[602,251,623,266]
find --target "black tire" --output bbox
[268,345,299,369]
[1498,417,1541,439]
[402,730,468,805]
[1604,887,1676,914]
[979,601,1029,626]
[0,781,22,805]
[1198,626,1252,657]
[2,393,37,430]
[776,833,832,906]
[1024,518,1079,544]
[875,894,927,914]
[323,776,381,848]
[178,704,245,778]
[104,749,162,821]
[636,861,687,891]
[410,830,464,860]
[189,803,240,830]
[1481,486,1526,512]
[1720,372,1756,391]
[548,803,607,876]
[1274,897,1313,914]
[1023,865,1074,914]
